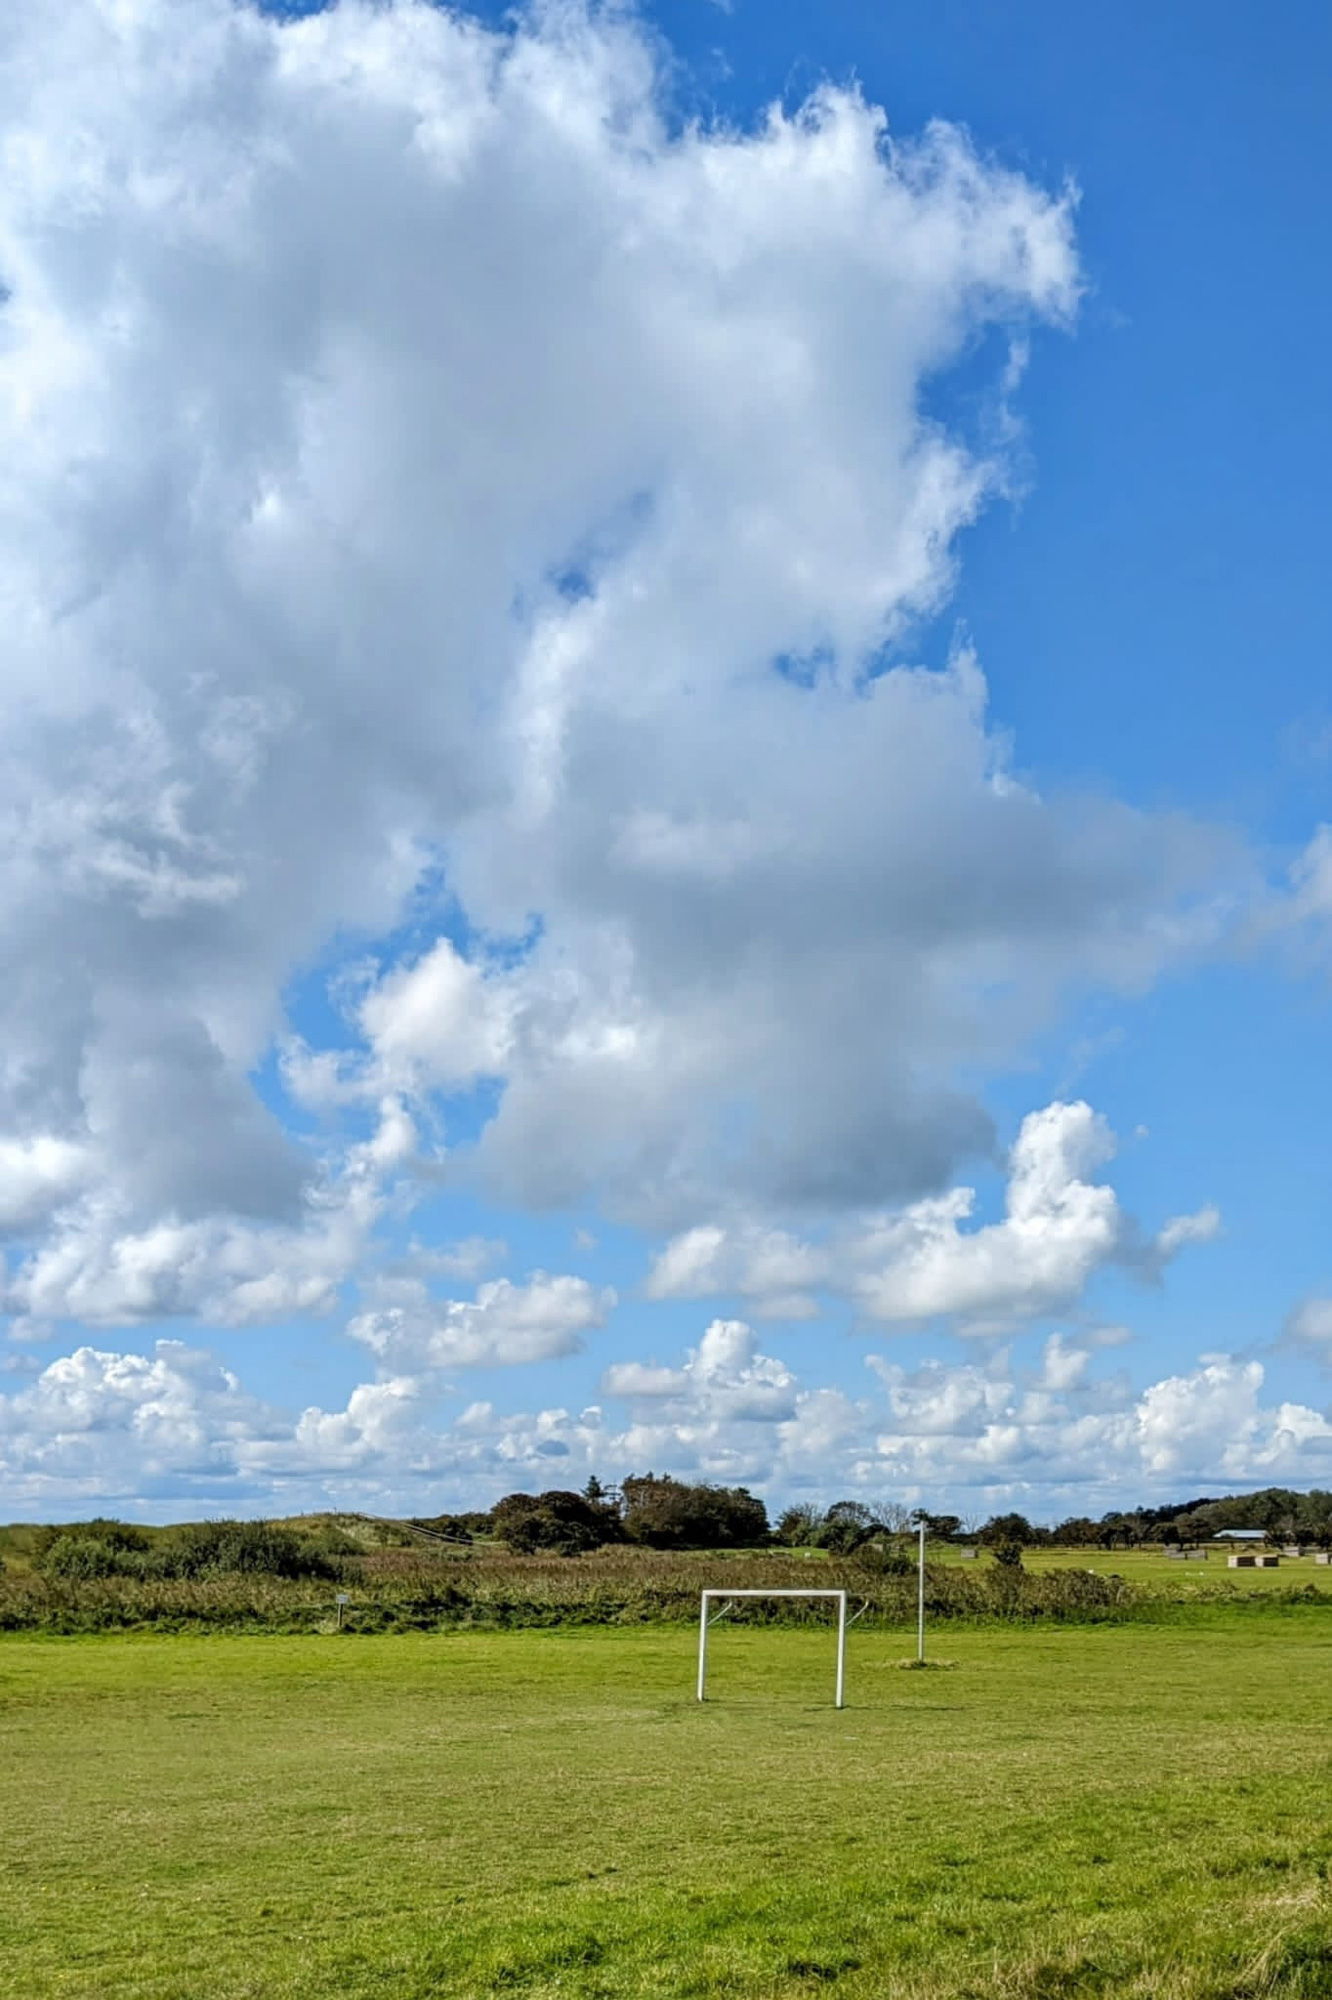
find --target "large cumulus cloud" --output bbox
[0,0,1249,1339]
[0,0,1288,1555]
[646,1101,1221,1327]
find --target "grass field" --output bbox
[4,1613,1332,1998]
[951,1548,1332,1590]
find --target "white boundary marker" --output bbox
[696,1589,853,1708]
[917,1520,927,1664]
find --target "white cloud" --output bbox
[1289,826,1332,921]
[1,1099,417,1328]
[863,1349,1332,1496]
[867,1351,1013,1435]
[647,1101,1218,1329]
[598,1315,804,1482]
[413,1236,510,1283]
[5,1325,1331,1519]
[348,1272,615,1372]
[0,0,1303,1524]
[851,1101,1121,1323]
[358,939,514,1094]
[0,1341,280,1506]
[0,1136,92,1234]
[0,0,1251,1321]
[602,1316,797,1422]
[1152,1206,1222,1260]
[645,1225,825,1317]
[278,1378,428,1476]
[1039,1332,1092,1392]
[1286,1297,1332,1361]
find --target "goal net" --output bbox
[697,1588,849,1708]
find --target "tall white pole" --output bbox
[697,1591,710,1702]
[835,1590,847,1708]
[917,1521,926,1664]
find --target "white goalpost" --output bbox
[696,1589,851,1708]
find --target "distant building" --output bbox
[1211,1529,1266,1542]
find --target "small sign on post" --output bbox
[335,1591,350,1629]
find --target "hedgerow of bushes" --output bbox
[33,1518,337,1584]
[5,1540,1330,1635]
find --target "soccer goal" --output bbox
[697,1589,852,1708]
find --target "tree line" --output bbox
[25,1480,1332,1579]
[994,1486,1332,1550]
[415,1480,1332,1557]
[422,1474,770,1556]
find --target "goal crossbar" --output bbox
[696,1589,849,1708]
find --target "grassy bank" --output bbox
[2,1615,1332,1997]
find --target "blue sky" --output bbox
[1,0,1331,1521]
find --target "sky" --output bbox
[2,0,1332,1524]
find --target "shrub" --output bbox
[32,1519,150,1566]
[848,1538,914,1579]
[300,1523,363,1558]
[152,1520,333,1580]
[412,1511,491,1541]
[37,1535,128,1580]
[491,1491,620,1557]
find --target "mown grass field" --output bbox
[4,1613,1332,1999]
[949,1547,1332,1590]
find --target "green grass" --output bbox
[984,1548,1332,1590]
[3,1615,1332,1997]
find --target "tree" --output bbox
[1253,1488,1302,1544]
[490,1489,621,1556]
[775,1504,823,1547]
[1297,1490,1332,1548]
[620,1475,769,1549]
[1098,1511,1147,1549]
[911,1511,961,1542]
[979,1512,1039,1548]
[410,1512,490,1542]
[817,1501,880,1552]
[1050,1516,1100,1548]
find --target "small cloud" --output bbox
[1285,1297,1332,1362]
[425,1237,509,1282]
[1084,1323,1135,1349]
[1154,1205,1222,1258]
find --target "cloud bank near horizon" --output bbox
[6,1320,1331,1522]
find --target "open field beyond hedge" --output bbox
[4,1615,1332,1999]
[950,1546,1332,1589]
